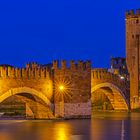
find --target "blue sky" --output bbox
[0,1,139,67]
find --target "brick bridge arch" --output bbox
[0,87,51,105]
[0,87,54,119]
[91,69,130,110]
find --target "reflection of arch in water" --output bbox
[91,83,128,110]
[0,87,54,118]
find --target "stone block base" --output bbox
[55,101,91,118]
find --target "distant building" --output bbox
[108,57,129,80]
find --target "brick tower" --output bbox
[126,9,140,109]
[53,60,91,118]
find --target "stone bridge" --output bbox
[0,61,91,119]
[0,62,130,119]
[0,63,54,119]
[91,68,130,111]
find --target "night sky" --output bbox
[0,1,139,68]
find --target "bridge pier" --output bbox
[130,97,140,110]
[54,101,91,119]
[53,60,91,119]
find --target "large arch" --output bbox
[0,87,51,106]
[91,82,129,110]
[0,87,54,118]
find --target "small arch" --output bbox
[91,83,129,110]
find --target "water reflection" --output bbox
[0,113,140,140]
[0,132,11,140]
[121,120,125,140]
[56,127,68,140]
[54,123,70,140]
[91,119,125,140]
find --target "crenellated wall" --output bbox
[0,60,130,118]
[52,60,91,70]
[0,63,51,79]
[125,9,140,18]
[0,61,92,119]
[0,63,54,118]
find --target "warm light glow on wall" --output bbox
[55,77,72,101]
[43,80,53,99]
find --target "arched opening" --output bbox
[91,83,128,112]
[0,87,54,119]
[92,88,114,110]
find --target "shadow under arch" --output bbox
[91,82,129,110]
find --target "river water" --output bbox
[0,112,140,140]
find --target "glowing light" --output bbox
[59,85,64,91]
[54,123,70,140]
[120,76,125,80]
[54,77,72,101]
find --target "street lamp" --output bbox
[59,85,65,91]
[120,75,125,80]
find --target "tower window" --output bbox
[136,19,139,24]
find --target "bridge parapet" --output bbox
[92,68,126,84]
[0,62,51,79]
[91,68,130,101]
